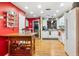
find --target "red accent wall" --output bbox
[0,2,25,35]
[0,2,25,56]
[27,18,40,31]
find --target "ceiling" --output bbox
[12,2,73,18]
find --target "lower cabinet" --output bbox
[0,39,8,56]
[8,36,35,56]
[58,31,65,44]
[41,30,58,39]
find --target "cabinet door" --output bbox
[65,9,76,56]
[50,31,58,38]
[54,31,58,38]
[42,31,49,38]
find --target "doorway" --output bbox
[33,20,40,37]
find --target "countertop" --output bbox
[0,33,37,37]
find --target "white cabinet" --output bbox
[64,8,76,56]
[41,31,49,38]
[61,33,65,44]
[41,30,58,38]
[58,30,65,44]
[50,31,58,38]
[53,31,58,38]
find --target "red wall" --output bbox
[0,2,25,35]
[27,18,40,31]
[0,2,25,56]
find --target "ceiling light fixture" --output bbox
[60,3,64,7]
[38,4,42,9]
[33,15,36,17]
[56,10,59,13]
[25,6,28,9]
[53,14,56,16]
[41,10,44,14]
[30,11,34,14]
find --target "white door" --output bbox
[19,14,25,34]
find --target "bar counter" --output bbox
[0,33,36,56]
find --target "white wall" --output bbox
[19,13,25,34]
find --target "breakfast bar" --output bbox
[0,33,36,56]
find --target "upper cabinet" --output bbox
[57,16,65,30]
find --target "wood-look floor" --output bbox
[34,38,67,56]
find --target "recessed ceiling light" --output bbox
[38,4,42,9]
[60,3,64,7]
[25,6,28,9]
[30,11,34,14]
[56,10,59,13]
[33,15,36,17]
[41,10,44,14]
[53,14,56,16]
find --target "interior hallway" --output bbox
[35,38,67,56]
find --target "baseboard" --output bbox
[65,51,69,56]
[58,40,64,45]
[42,38,58,40]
